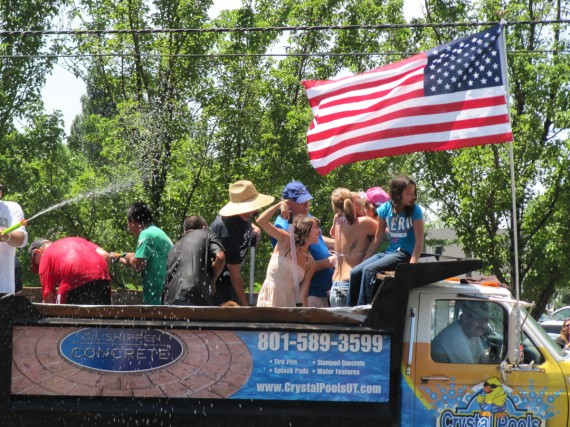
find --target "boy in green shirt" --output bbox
[113,201,173,304]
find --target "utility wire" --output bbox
[1,19,570,37]
[1,50,569,59]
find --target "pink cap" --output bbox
[365,187,389,207]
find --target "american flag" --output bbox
[302,25,513,175]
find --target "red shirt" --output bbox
[39,237,111,303]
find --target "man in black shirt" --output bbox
[162,216,226,306]
[211,180,274,306]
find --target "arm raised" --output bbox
[255,201,291,245]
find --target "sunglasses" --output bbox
[483,382,498,389]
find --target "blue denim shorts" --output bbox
[329,281,350,307]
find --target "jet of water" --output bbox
[27,177,139,222]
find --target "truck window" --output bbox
[430,299,505,364]
[520,332,544,365]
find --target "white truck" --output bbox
[0,258,567,426]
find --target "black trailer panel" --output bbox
[0,295,392,427]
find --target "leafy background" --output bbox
[1,0,569,316]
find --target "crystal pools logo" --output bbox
[436,377,544,427]
[59,328,185,372]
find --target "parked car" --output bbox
[551,306,570,320]
[539,306,570,338]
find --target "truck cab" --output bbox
[402,277,570,427]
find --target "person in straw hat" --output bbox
[210,180,274,306]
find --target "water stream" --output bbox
[27,176,139,222]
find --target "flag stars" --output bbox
[424,25,504,96]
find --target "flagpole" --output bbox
[498,21,524,365]
[499,23,520,301]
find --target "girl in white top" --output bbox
[256,201,319,307]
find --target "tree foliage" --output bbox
[1,0,568,316]
[415,0,570,316]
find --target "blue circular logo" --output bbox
[59,328,185,372]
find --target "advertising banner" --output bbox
[12,326,389,403]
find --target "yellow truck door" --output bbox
[410,294,568,427]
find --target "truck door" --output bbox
[411,294,568,427]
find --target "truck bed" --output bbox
[0,295,392,427]
[0,259,482,427]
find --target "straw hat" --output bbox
[219,180,274,217]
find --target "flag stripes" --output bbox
[302,25,513,175]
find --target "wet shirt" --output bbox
[163,228,224,306]
[135,225,173,305]
[210,215,253,304]
[38,237,110,303]
[377,202,423,254]
[210,215,253,266]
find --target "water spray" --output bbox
[1,219,28,235]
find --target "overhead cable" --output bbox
[1,49,569,60]
[1,19,570,37]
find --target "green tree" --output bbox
[415,0,570,317]
[0,0,60,138]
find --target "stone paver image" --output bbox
[11,326,253,398]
